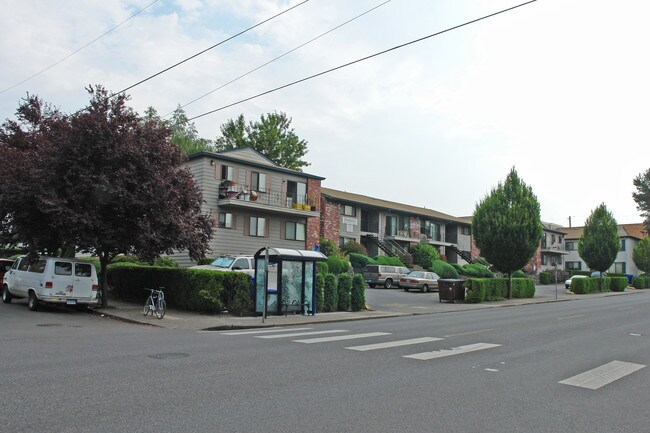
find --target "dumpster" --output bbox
[438,279,465,303]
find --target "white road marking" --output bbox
[404,343,502,360]
[444,328,497,338]
[257,330,348,339]
[485,368,499,372]
[630,333,642,337]
[346,337,443,351]
[293,332,390,344]
[559,361,645,390]
[218,327,313,336]
[618,307,634,311]
[558,314,585,320]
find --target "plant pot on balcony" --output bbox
[292,203,301,210]
[226,191,238,198]
[302,204,311,211]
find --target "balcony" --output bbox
[217,180,319,217]
[541,243,568,254]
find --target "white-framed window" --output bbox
[620,239,626,251]
[251,172,267,192]
[342,205,356,217]
[566,261,582,270]
[612,262,626,273]
[249,217,266,237]
[461,226,471,235]
[219,212,233,229]
[565,241,577,251]
[285,221,306,241]
[221,165,234,181]
[339,237,355,247]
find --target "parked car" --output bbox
[362,264,410,289]
[590,271,607,278]
[2,256,99,311]
[565,274,588,289]
[400,271,441,293]
[190,255,255,277]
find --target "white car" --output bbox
[565,274,587,290]
[191,255,255,277]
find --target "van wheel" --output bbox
[421,284,429,293]
[403,287,409,292]
[2,285,12,303]
[368,283,376,288]
[28,291,39,311]
[383,279,393,289]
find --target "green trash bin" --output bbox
[438,279,465,303]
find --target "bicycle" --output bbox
[143,287,166,319]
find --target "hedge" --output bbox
[374,255,405,266]
[323,273,338,312]
[460,263,493,278]
[326,255,350,275]
[351,274,366,311]
[337,274,352,312]
[570,277,628,294]
[316,273,325,313]
[430,260,459,279]
[348,253,377,270]
[539,271,551,285]
[632,276,650,289]
[464,278,535,303]
[107,265,251,314]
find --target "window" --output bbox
[542,254,548,265]
[339,237,354,247]
[251,172,267,192]
[421,220,440,241]
[17,258,29,271]
[620,239,626,251]
[461,226,471,235]
[233,258,250,270]
[342,205,356,217]
[565,241,576,251]
[551,235,556,244]
[219,212,233,229]
[385,216,397,236]
[28,260,47,273]
[566,261,582,270]
[55,262,72,276]
[221,165,234,181]
[287,180,307,205]
[286,221,306,241]
[399,215,409,231]
[612,262,626,273]
[75,263,92,277]
[249,217,266,237]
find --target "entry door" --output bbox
[72,262,94,297]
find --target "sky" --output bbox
[1,0,648,227]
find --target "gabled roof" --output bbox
[320,187,468,224]
[560,223,647,240]
[188,147,325,180]
[542,222,567,235]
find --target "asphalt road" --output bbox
[1,293,649,433]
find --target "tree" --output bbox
[143,106,214,155]
[0,87,214,306]
[215,112,309,171]
[632,237,650,274]
[633,169,650,233]
[578,203,618,289]
[472,168,543,298]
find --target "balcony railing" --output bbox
[218,180,318,211]
[541,243,566,251]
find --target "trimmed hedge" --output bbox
[348,253,377,270]
[539,271,551,285]
[512,270,526,278]
[374,256,405,266]
[411,243,440,269]
[430,260,459,279]
[326,255,350,275]
[351,274,366,311]
[570,270,591,276]
[464,278,535,303]
[107,265,251,314]
[337,274,352,312]
[632,276,650,289]
[323,273,338,312]
[460,263,493,278]
[571,277,627,294]
[316,273,325,313]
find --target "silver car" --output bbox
[400,271,441,293]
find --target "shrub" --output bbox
[323,273,338,312]
[337,273,352,311]
[398,252,414,267]
[464,278,535,303]
[430,260,459,279]
[570,270,591,276]
[460,263,493,278]
[340,241,367,256]
[351,274,366,311]
[451,263,464,273]
[610,277,628,292]
[374,256,405,266]
[326,255,350,275]
[113,254,143,264]
[571,277,619,294]
[153,257,179,267]
[197,257,214,265]
[539,271,552,285]
[316,273,325,312]
[317,262,329,275]
[348,253,376,270]
[411,243,440,269]
[319,237,338,257]
[107,265,251,313]
[512,270,526,278]
[632,276,650,289]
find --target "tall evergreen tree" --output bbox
[472,168,543,298]
[632,237,650,274]
[578,203,618,288]
[633,169,650,233]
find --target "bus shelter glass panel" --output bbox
[255,258,278,313]
[281,261,303,314]
[304,262,314,313]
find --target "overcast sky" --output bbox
[1,0,648,227]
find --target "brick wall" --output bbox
[320,197,340,244]
[523,247,542,274]
[306,179,322,249]
[409,217,421,239]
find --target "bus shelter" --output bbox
[253,247,327,316]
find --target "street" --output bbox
[1,293,649,433]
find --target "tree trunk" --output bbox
[99,253,109,308]
[508,272,513,299]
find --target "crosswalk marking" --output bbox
[257,330,348,339]
[220,327,313,336]
[294,332,391,344]
[404,343,502,360]
[559,361,646,390]
[346,337,443,351]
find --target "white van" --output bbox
[190,255,255,277]
[2,256,100,311]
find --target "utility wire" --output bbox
[188,0,536,122]
[166,0,391,117]
[0,0,161,96]
[113,0,310,97]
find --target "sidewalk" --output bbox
[92,286,644,331]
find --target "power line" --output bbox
[166,0,391,117]
[188,0,537,122]
[0,0,161,96]
[112,0,311,97]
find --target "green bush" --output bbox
[113,254,143,264]
[451,263,464,273]
[323,273,338,312]
[539,271,551,285]
[153,257,179,267]
[610,277,628,292]
[570,270,591,276]
[460,263,493,278]
[326,255,350,275]
[319,237,338,257]
[512,270,526,278]
[317,262,329,275]
[197,257,214,265]
[464,278,535,303]
[430,260,459,279]
[411,243,440,269]
[351,274,366,311]
[348,253,377,270]
[337,274,352,312]
[107,265,251,313]
[340,241,367,256]
[632,276,650,289]
[571,277,619,294]
[374,256,405,266]
[316,273,325,313]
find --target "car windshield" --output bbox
[210,257,235,268]
[408,271,425,278]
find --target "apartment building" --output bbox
[320,188,472,264]
[562,223,647,275]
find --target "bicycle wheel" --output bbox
[155,299,166,319]
[143,296,152,316]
